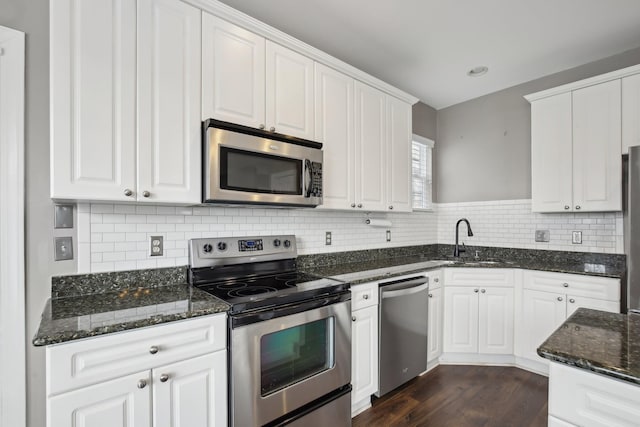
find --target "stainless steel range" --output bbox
[188,235,352,427]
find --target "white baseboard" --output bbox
[438,353,516,366]
[351,397,372,418]
[514,356,549,376]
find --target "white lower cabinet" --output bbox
[46,314,227,427]
[350,281,378,416]
[427,285,443,363]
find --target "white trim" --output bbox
[412,133,435,148]
[0,25,26,427]
[524,63,640,102]
[184,0,419,105]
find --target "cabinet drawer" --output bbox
[524,270,619,301]
[47,313,226,396]
[549,362,640,427]
[351,281,379,311]
[445,268,514,287]
[428,269,443,290]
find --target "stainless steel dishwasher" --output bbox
[376,274,429,397]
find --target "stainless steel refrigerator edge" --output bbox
[624,145,640,314]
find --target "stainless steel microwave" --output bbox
[203,119,323,207]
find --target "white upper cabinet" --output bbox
[355,82,387,212]
[572,80,621,212]
[314,63,355,210]
[622,73,640,154]
[266,41,315,140]
[137,0,201,204]
[201,13,265,129]
[51,0,201,204]
[530,93,573,212]
[50,0,137,201]
[387,96,412,212]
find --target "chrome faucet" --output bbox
[453,218,474,257]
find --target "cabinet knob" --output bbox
[389,205,393,210]
[270,126,276,132]
[352,316,356,322]
[137,379,147,389]
[474,288,479,293]
[351,203,356,208]
[357,204,363,208]
[159,374,169,383]
[149,345,159,355]
[481,289,486,293]
[575,205,581,210]
[428,293,433,298]
[124,189,133,197]
[363,294,369,299]
[142,191,151,198]
[569,298,576,303]
[564,205,570,210]
[562,283,569,288]
[434,278,439,283]
[259,124,265,130]
[557,297,563,302]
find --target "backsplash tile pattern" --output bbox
[78,199,623,273]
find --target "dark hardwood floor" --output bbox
[352,365,548,427]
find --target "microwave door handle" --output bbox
[303,159,312,198]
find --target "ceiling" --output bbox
[217,0,640,109]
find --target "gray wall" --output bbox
[1,1,77,426]
[435,47,640,203]
[412,101,437,140]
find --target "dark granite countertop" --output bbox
[33,270,229,346]
[538,308,640,385]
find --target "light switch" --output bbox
[572,231,582,244]
[535,230,550,242]
[54,204,74,228]
[54,237,74,261]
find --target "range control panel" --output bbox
[188,235,297,268]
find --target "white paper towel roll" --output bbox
[365,218,392,227]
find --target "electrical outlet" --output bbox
[54,236,73,261]
[54,204,74,228]
[572,231,582,244]
[325,231,332,245]
[535,230,550,242]
[150,236,163,256]
[386,230,391,242]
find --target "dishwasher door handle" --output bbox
[380,280,429,299]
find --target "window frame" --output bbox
[411,134,434,212]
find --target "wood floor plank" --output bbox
[352,365,548,427]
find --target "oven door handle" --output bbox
[303,159,312,198]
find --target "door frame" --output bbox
[0,25,26,427]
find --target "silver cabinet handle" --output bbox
[481,289,486,293]
[557,297,563,302]
[363,294,369,299]
[474,288,479,293]
[569,298,575,303]
[137,379,147,389]
[575,205,581,210]
[389,205,393,210]
[352,316,356,322]
[357,204,363,208]
[562,283,569,288]
[149,345,159,355]
[350,203,356,208]
[428,293,433,298]
[434,278,439,283]
[259,124,265,130]
[142,191,150,198]
[564,205,570,210]
[270,126,276,132]
[159,374,169,383]
[124,189,133,197]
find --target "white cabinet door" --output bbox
[530,93,573,212]
[622,73,640,154]
[48,371,151,427]
[443,287,478,353]
[50,0,136,201]
[386,96,412,213]
[478,287,514,354]
[153,352,227,427]
[566,295,619,318]
[354,82,387,212]
[201,13,265,128]
[137,0,201,204]
[351,305,378,405]
[521,289,566,362]
[572,80,622,212]
[314,63,355,210]
[427,286,443,362]
[265,41,315,140]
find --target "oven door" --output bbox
[230,299,351,427]
[204,122,323,206]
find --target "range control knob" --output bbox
[203,244,213,253]
[273,239,281,247]
[217,242,227,251]
[283,239,291,248]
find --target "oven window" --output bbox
[260,318,335,396]
[220,147,302,195]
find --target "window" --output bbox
[411,134,434,210]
